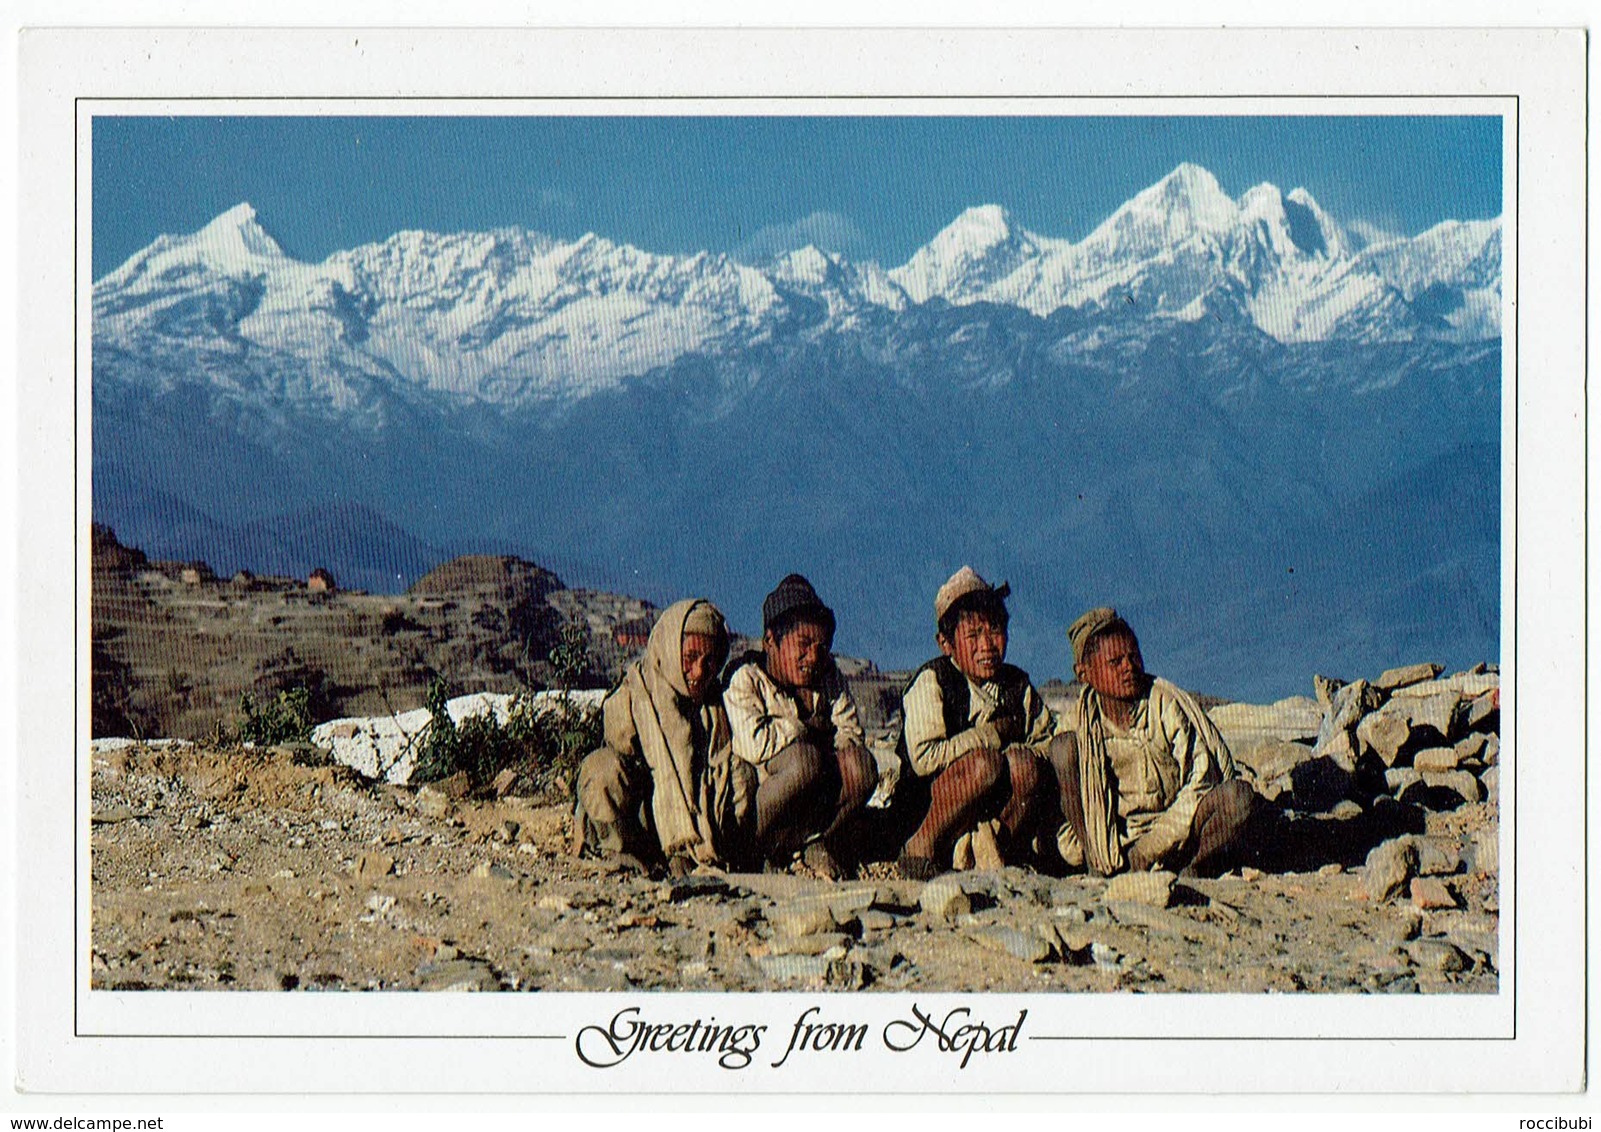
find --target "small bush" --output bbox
[549,618,594,689]
[232,686,314,746]
[411,622,602,797]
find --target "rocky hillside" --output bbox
[90,526,659,739]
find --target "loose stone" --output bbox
[772,899,840,938]
[1412,747,1464,773]
[1406,939,1469,973]
[1409,877,1457,910]
[1375,662,1443,691]
[919,877,973,919]
[1102,870,1175,908]
[356,853,394,879]
[973,926,1054,964]
[1363,838,1418,903]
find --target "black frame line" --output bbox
[72,93,1524,1054]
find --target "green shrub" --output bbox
[548,618,594,690]
[411,636,602,798]
[233,686,314,746]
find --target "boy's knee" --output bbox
[838,744,878,802]
[772,739,829,784]
[1007,749,1043,796]
[1047,732,1080,777]
[1214,778,1258,822]
[954,747,1006,794]
[577,747,630,815]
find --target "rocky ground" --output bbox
[91,668,1500,995]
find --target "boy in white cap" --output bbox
[891,567,1056,880]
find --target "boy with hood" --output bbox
[723,574,878,879]
[573,598,754,875]
[892,567,1056,880]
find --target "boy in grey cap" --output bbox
[723,574,878,879]
[1049,607,1255,877]
[890,567,1056,880]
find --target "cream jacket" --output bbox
[1059,677,1237,868]
[724,658,866,767]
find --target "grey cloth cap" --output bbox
[1068,606,1131,666]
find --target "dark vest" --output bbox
[894,656,1032,765]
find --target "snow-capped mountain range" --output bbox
[91,162,1502,699]
[94,162,1500,413]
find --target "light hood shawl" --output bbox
[608,599,749,863]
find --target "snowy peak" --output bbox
[189,201,287,265]
[1080,162,1237,261]
[1282,187,1348,260]
[94,201,287,300]
[1232,183,1346,264]
[93,165,1503,416]
[771,245,838,286]
[769,245,909,316]
[1149,162,1238,229]
[889,163,1497,342]
[939,203,1017,247]
[889,204,1049,305]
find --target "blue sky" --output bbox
[92,115,1502,279]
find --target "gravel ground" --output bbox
[90,740,1499,995]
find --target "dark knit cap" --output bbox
[762,573,836,642]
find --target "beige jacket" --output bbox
[724,657,866,768]
[1058,677,1236,872]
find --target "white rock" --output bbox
[90,737,194,754]
[311,689,605,784]
[1207,697,1322,747]
[1480,765,1500,804]
[1357,709,1413,767]
[1472,827,1500,874]
[1389,673,1498,700]
[1374,662,1442,691]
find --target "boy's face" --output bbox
[764,619,830,690]
[680,632,721,702]
[1076,627,1147,702]
[939,610,1008,683]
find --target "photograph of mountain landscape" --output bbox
[86,111,1506,997]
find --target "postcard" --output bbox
[12,22,1588,1100]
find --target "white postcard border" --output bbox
[15,25,1587,1096]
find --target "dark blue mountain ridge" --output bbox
[93,299,1498,700]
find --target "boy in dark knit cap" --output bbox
[889,567,1056,880]
[723,574,878,879]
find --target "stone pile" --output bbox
[1214,662,1500,818]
